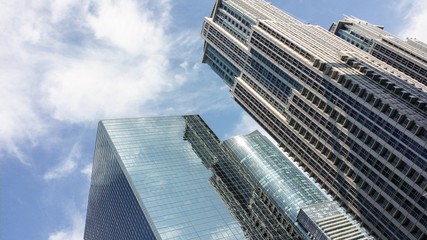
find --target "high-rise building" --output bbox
[200,1,427,239]
[207,130,372,240]
[84,115,370,239]
[84,116,246,240]
[330,17,427,86]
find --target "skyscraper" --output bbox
[84,115,370,239]
[330,17,427,86]
[201,0,427,239]
[208,130,372,240]
[84,116,246,240]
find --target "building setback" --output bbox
[200,0,427,239]
[84,115,371,239]
[330,17,427,87]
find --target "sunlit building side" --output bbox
[201,0,427,239]
[330,16,427,87]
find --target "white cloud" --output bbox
[43,143,81,180]
[0,60,46,164]
[40,53,175,122]
[87,0,169,54]
[0,0,201,160]
[0,0,50,163]
[47,204,85,240]
[80,163,93,179]
[397,0,427,42]
[39,0,182,122]
[50,0,82,23]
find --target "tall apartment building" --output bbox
[84,115,370,239]
[200,0,427,239]
[330,17,427,86]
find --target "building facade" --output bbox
[84,115,370,239]
[201,0,427,239]
[212,131,372,240]
[84,116,246,240]
[330,17,427,86]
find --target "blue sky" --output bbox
[0,0,426,239]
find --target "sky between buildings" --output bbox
[0,0,426,239]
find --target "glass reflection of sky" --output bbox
[223,131,329,222]
[103,116,245,240]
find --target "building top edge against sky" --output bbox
[330,16,427,54]
[330,16,427,86]
[202,0,427,117]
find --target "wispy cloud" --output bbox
[39,0,180,123]
[43,143,81,180]
[0,0,48,163]
[396,0,427,41]
[80,163,93,180]
[87,0,170,54]
[47,203,85,240]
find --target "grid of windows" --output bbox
[331,17,427,87]
[232,82,404,240]
[87,115,372,240]
[250,29,427,167]
[85,116,246,240]
[371,44,427,85]
[205,45,241,86]
[84,125,157,240]
[223,132,329,221]
[201,1,427,239]
[216,2,254,44]
[336,28,373,52]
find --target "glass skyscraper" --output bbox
[201,0,427,239]
[84,116,246,240]
[84,115,371,239]
[330,17,427,86]
[208,130,372,240]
